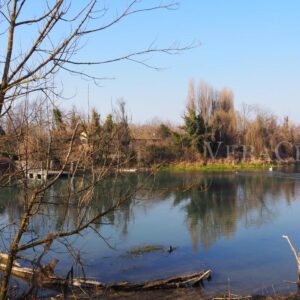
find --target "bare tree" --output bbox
[0,0,191,118]
[187,79,196,112]
[0,101,146,298]
[0,1,192,298]
[198,81,217,124]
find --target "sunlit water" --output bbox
[2,165,300,296]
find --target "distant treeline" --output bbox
[0,81,299,168]
[132,81,299,165]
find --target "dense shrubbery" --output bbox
[178,81,298,162]
[142,145,179,166]
[1,81,298,168]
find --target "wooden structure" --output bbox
[26,169,69,181]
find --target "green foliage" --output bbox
[143,145,178,165]
[160,162,274,172]
[171,131,188,148]
[53,108,64,130]
[183,81,238,157]
[183,108,206,152]
[158,123,171,138]
[104,114,114,133]
[89,108,101,136]
[116,101,131,160]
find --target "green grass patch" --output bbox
[159,162,275,172]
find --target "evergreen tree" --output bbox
[184,106,206,152]
[89,108,101,136]
[53,108,65,130]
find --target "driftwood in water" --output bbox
[0,253,33,281]
[282,235,300,286]
[107,270,212,291]
[0,253,104,290]
[0,253,211,292]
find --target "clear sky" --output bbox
[60,0,300,124]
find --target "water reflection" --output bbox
[0,171,299,252]
[0,169,300,293]
[135,171,298,251]
[123,171,295,253]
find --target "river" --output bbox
[1,166,300,297]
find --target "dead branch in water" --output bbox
[0,252,211,294]
[282,235,300,285]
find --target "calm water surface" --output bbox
[2,166,300,296]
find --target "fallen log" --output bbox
[0,252,211,292]
[108,270,212,291]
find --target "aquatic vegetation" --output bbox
[126,245,165,257]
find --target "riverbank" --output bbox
[57,290,300,300]
[159,161,277,172]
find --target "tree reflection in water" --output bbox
[0,170,298,257]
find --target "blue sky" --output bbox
[61,0,300,124]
